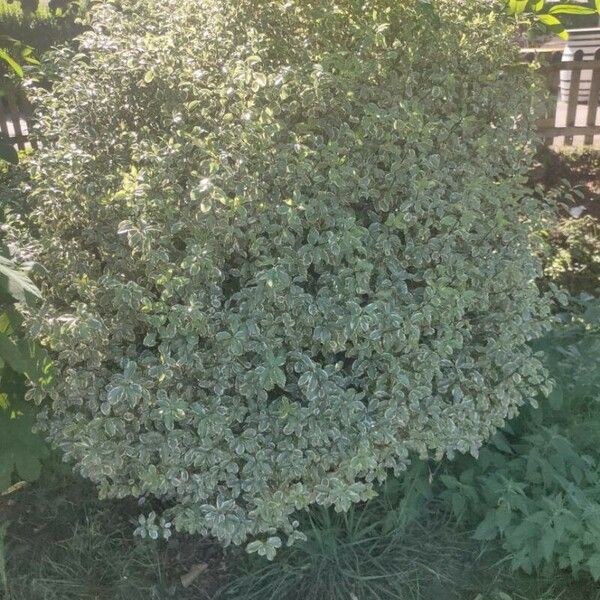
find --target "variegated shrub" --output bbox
[25,0,551,554]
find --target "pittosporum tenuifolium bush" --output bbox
[25,0,551,552]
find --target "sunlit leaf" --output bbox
[548,5,597,15]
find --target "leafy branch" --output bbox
[508,0,600,40]
[0,247,50,491]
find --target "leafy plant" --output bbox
[440,296,600,581]
[0,33,38,80]
[507,0,600,40]
[0,160,49,493]
[25,0,552,552]
[0,258,49,492]
[542,216,600,295]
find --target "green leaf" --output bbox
[508,0,529,15]
[20,46,39,66]
[0,256,42,306]
[246,540,263,554]
[473,513,498,541]
[588,553,600,581]
[265,536,282,560]
[143,70,155,83]
[548,5,596,15]
[0,48,23,78]
[254,72,267,87]
[537,14,563,26]
[273,366,286,389]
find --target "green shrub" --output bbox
[440,296,600,581]
[25,0,551,550]
[0,159,49,492]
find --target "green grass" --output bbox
[217,501,600,600]
[218,510,471,600]
[0,462,221,600]
[7,517,168,600]
[2,459,600,600]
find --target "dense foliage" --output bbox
[0,161,48,492]
[223,296,600,596]
[535,150,600,296]
[431,150,600,582]
[440,296,600,581]
[543,215,600,294]
[25,0,551,550]
[506,0,600,41]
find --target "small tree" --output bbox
[26,0,552,554]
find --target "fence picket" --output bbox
[0,97,11,140]
[564,51,584,146]
[522,48,600,146]
[6,93,27,151]
[584,49,600,146]
[20,96,37,150]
